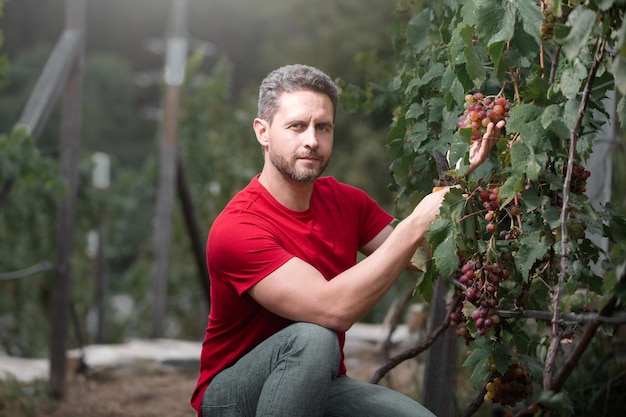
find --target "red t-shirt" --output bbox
[190,175,393,414]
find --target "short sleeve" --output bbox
[207,216,294,296]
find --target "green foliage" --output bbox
[0,128,65,356]
[82,53,154,167]
[0,0,7,87]
[563,337,626,417]
[0,44,158,352]
[0,375,53,417]
[0,0,407,355]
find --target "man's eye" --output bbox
[317,125,331,132]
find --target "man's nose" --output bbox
[303,126,319,148]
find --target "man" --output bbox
[191,64,502,416]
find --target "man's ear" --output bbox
[253,118,269,147]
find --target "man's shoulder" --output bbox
[315,176,368,199]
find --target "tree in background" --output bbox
[0,0,405,352]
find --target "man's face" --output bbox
[263,90,334,183]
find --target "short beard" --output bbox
[268,148,328,183]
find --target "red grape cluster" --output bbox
[484,362,533,407]
[478,185,522,240]
[458,93,511,141]
[450,257,509,338]
[464,260,508,335]
[547,160,592,210]
[570,160,591,195]
[450,303,467,337]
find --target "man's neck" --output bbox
[258,167,314,211]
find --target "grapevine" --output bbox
[448,178,527,341]
[362,0,626,415]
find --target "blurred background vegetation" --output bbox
[0,0,413,357]
[2,2,625,416]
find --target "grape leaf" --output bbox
[516,231,550,280]
[406,102,424,120]
[556,7,597,61]
[541,104,570,139]
[474,0,542,49]
[542,207,561,229]
[510,141,541,181]
[491,343,513,375]
[454,23,485,87]
[488,41,506,80]
[416,259,437,302]
[520,187,548,211]
[419,63,445,89]
[463,339,492,387]
[612,54,626,97]
[433,234,459,279]
[427,97,444,123]
[474,0,515,46]
[407,9,432,54]
[498,173,525,206]
[426,217,452,247]
[411,247,430,273]
[512,0,543,47]
[559,58,588,99]
[464,43,486,88]
[506,103,543,133]
[450,24,472,66]
[563,98,581,131]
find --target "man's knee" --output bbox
[286,323,341,363]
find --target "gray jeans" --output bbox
[201,322,436,417]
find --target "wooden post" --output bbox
[15,29,81,139]
[176,155,211,310]
[421,278,457,417]
[1,28,81,212]
[151,0,188,338]
[92,152,111,343]
[49,0,85,399]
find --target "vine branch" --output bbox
[369,292,461,384]
[545,30,607,391]
[513,294,620,417]
[461,384,488,417]
[0,260,54,281]
[495,308,626,325]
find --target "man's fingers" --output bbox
[483,120,505,140]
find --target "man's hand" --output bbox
[411,186,448,225]
[468,119,506,174]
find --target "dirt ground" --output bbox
[9,349,421,417]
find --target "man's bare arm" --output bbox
[248,190,446,332]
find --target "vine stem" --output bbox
[379,275,421,389]
[460,384,488,417]
[369,292,461,384]
[494,307,626,325]
[543,33,607,391]
[513,294,619,417]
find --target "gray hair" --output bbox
[257,64,339,123]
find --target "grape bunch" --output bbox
[458,92,512,141]
[484,362,533,407]
[570,160,591,195]
[462,259,508,336]
[478,185,522,240]
[450,256,510,338]
[449,302,467,337]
